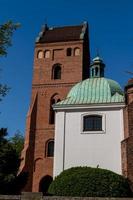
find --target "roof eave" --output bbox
[53,102,125,111]
[36,38,83,44]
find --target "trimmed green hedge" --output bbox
[48,167,132,197]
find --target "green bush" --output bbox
[48,167,132,197]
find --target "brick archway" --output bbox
[39,175,53,195]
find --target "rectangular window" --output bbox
[83,115,102,131]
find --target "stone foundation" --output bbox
[0,193,133,200]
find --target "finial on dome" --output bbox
[92,49,104,63]
[96,48,100,57]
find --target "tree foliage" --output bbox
[0,21,20,101]
[0,21,20,56]
[0,128,24,194]
[0,21,24,194]
[10,131,24,157]
[0,84,9,101]
[49,167,133,197]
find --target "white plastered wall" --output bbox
[53,105,124,178]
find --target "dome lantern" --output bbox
[90,56,105,78]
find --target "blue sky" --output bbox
[0,0,133,136]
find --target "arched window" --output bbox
[49,99,55,124]
[74,47,80,56]
[100,68,104,77]
[95,67,98,76]
[83,115,102,131]
[49,94,61,124]
[92,68,94,77]
[53,64,61,79]
[44,50,50,58]
[46,140,54,157]
[66,48,72,56]
[37,50,43,59]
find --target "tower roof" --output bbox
[54,78,124,107]
[36,22,88,43]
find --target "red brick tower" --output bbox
[122,78,133,190]
[19,22,90,192]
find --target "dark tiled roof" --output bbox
[36,23,87,43]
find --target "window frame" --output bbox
[52,64,61,80]
[81,113,106,134]
[45,139,54,158]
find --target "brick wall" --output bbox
[19,24,90,192]
[122,78,133,191]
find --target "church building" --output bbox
[53,56,125,177]
[19,22,133,193]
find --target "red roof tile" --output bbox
[36,24,86,43]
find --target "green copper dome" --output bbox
[55,78,124,106]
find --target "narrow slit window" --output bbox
[47,140,54,157]
[95,67,98,76]
[49,99,55,124]
[66,48,72,56]
[53,65,61,79]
